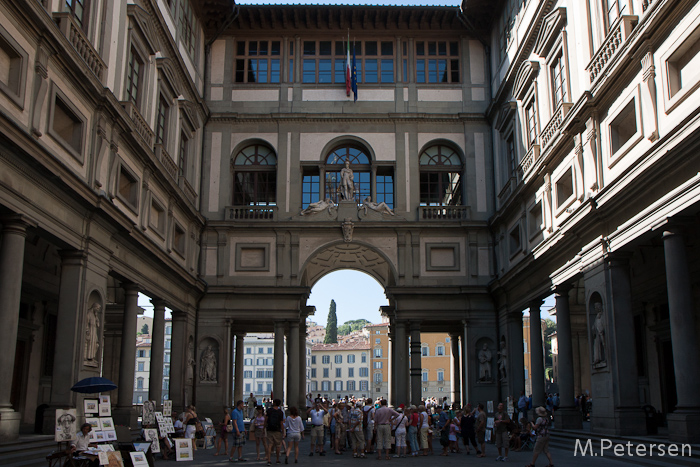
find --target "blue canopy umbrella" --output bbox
[71,377,117,394]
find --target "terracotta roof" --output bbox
[312,340,370,351]
[364,323,388,328]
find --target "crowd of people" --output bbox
[203,393,556,466]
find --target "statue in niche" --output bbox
[339,161,355,201]
[592,302,606,364]
[478,343,492,382]
[84,302,101,366]
[300,197,336,216]
[199,345,217,382]
[497,339,508,381]
[360,197,395,216]
[186,340,195,382]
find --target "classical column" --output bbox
[169,310,187,409]
[234,333,245,405]
[298,321,307,409]
[450,333,461,406]
[149,300,167,405]
[506,312,525,400]
[529,300,545,410]
[461,321,470,405]
[113,283,140,426]
[663,228,700,442]
[288,320,300,408]
[273,321,285,403]
[0,217,31,440]
[388,327,395,406]
[393,321,408,404]
[554,286,581,429]
[409,322,422,405]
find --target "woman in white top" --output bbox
[284,406,304,463]
[391,410,409,458]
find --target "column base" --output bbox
[112,407,138,429]
[555,407,582,430]
[667,410,700,443]
[0,410,21,441]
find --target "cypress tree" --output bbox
[324,300,338,343]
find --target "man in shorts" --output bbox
[306,400,326,456]
[493,402,511,461]
[230,400,246,462]
[265,399,286,465]
[528,406,553,467]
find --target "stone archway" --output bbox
[300,241,397,290]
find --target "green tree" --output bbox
[140,323,149,335]
[337,319,371,336]
[543,318,556,367]
[324,300,338,343]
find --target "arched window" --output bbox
[302,143,394,208]
[232,144,277,206]
[419,144,463,206]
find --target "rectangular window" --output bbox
[335,355,342,364]
[266,358,273,365]
[117,164,139,209]
[376,170,394,209]
[509,224,521,256]
[524,99,538,147]
[245,383,251,392]
[172,222,186,256]
[138,350,144,358]
[302,168,320,209]
[347,355,355,363]
[360,380,368,391]
[335,368,342,378]
[414,40,459,83]
[155,95,169,145]
[301,40,394,84]
[361,354,367,363]
[373,362,382,369]
[256,370,265,378]
[374,373,382,383]
[528,200,543,238]
[323,368,329,378]
[179,0,196,58]
[178,132,189,179]
[555,168,574,209]
[64,0,89,31]
[375,338,381,344]
[421,347,428,357]
[374,348,382,358]
[311,368,317,378]
[258,347,264,354]
[347,381,355,391]
[334,381,343,391]
[246,347,252,354]
[605,0,629,33]
[52,96,84,155]
[505,133,516,180]
[359,367,368,377]
[550,52,567,108]
[437,371,444,382]
[244,371,252,378]
[610,99,637,155]
[137,362,144,372]
[125,47,143,107]
[668,28,700,99]
[436,346,444,356]
[322,381,330,391]
[311,355,316,364]
[244,358,252,365]
[322,355,330,364]
[348,368,354,377]
[422,371,428,382]
[234,40,282,84]
[257,383,263,392]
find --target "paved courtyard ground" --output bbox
[155,436,699,467]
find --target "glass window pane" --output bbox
[381,59,394,83]
[259,41,268,56]
[303,59,316,83]
[356,60,362,83]
[403,59,407,83]
[335,59,346,83]
[428,59,438,83]
[249,41,258,56]
[318,59,332,83]
[416,42,425,56]
[270,59,280,83]
[257,60,268,83]
[451,59,459,83]
[303,41,316,55]
[450,41,458,56]
[271,41,280,55]
[289,59,294,83]
[364,59,377,83]
[319,41,332,55]
[335,41,345,56]
[416,60,425,83]
[237,41,246,56]
[365,41,377,56]
[235,59,245,83]
[439,59,447,83]
[289,42,294,55]
[438,41,447,56]
[381,41,393,56]
[248,59,258,83]
[428,42,437,55]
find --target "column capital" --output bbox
[58,249,87,264]
[122,282,141,293]
[528,299,543,311]
[554,283,573,296]
[1,214,37,232]
[151,299,168,309]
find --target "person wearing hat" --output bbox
[526,407,553,467]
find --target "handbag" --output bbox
[226,421,233,433]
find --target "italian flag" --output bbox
[346,34,351,97]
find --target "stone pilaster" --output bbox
[113,283,140,427]
[234,333,245,405]
[393,321,408,404]
[449,334,461,406]
[169,310,187,410]
[148,300,167,405]
[273,322,285,403]
[554,285,582,429]
[288,320,300,408]
[529,301,545,410]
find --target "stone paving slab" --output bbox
[154,436,680,467]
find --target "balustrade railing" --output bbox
[226,206,277,221]
[53,12,105,81]
[586,15,638,83]
[418,205,470,221]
